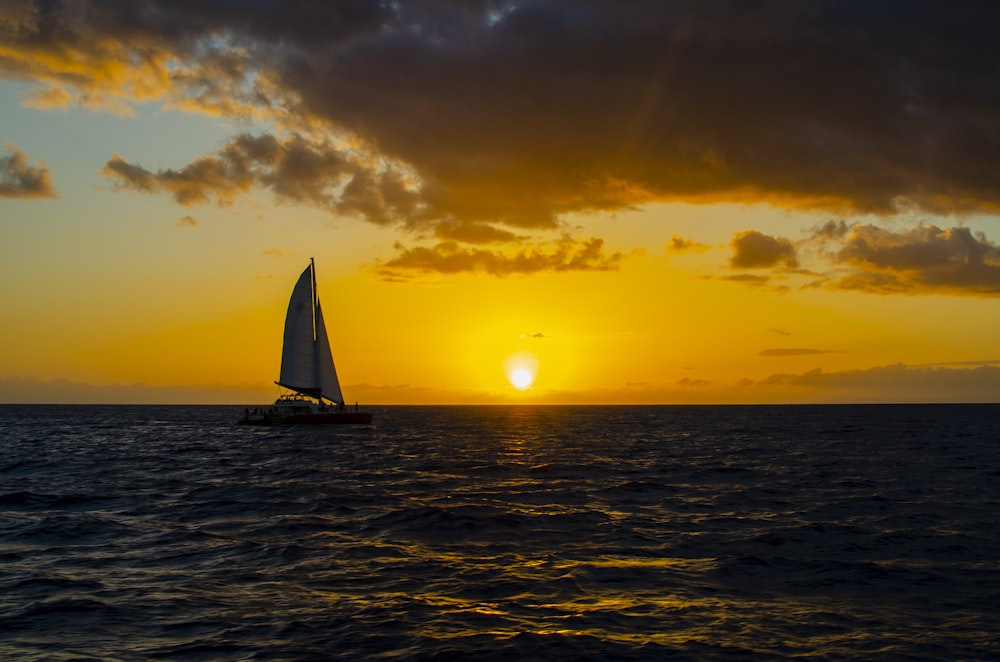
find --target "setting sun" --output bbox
[505,351,539,391]
[510,368,534,390]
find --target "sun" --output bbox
[510,367,534,390]
[504,351,539,391]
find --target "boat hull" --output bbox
[240,390,374,425]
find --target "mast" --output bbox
[310,257,324,404]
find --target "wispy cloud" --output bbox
[919,359,1000,367]
[101,133,437,229]
[810,219,851,242]
[434,219,528,245]
[376,235,622,280]
[717,273,773,286]
[0,143,56,199]
[666,234,713,255]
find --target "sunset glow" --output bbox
[2,3,1000,404]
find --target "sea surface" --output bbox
[2,404,999,660]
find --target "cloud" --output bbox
[729,230,798,269]
[434,219,527,244]
[754,363,1000,403]
[0,143,56,199]
[6,1,1000,226]
[810,219,850,242]
[101,133,436,227]
[677,377,711,387]
[177,215,198,227]
[759,348,839,357]
[666,234,712,255]
[829,224,1000,296]
[376,235,623,280]
[717,273,772,286]
[102,152,253,206]
[924,359,1000,367]
[716,221,1000,298]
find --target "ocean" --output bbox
[2,404,998,660]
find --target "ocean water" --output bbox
[1,404,999,660]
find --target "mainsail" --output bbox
[276,260,345,405]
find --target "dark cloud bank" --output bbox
[5,1,1000,279]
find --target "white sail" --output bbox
[315,300,344,405]
[277,264,319,396]
[276,260,347,404]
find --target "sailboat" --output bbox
[241,259,372,425]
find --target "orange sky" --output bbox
[2,2,1000,404]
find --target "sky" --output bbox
[2,0,1000,404]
